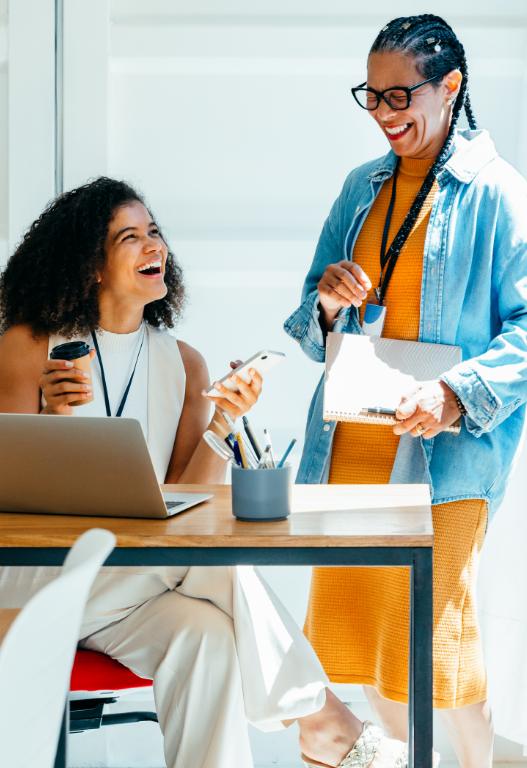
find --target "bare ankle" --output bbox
[298,689,364,766]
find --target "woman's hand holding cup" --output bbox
[202,359,263,423]
[317,261,372,329]
[39,350,96,415]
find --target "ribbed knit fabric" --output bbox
[86,324,148,430]
[305,499,488,708]
[330,156,437,484]
[305,156,488,708]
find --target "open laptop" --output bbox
[0,414,212,518]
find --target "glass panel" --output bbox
[354,89,378,110]
[384,89,409,110]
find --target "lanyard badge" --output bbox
[91,325,145,418]
[362,296,388,338]
[361,159,399,339]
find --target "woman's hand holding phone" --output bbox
[201,360,263,422]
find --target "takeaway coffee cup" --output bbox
[231,463,292,522]
[49,341,94,406]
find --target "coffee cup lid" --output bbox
[50,341,91,361]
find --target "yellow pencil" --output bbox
[236,431,249,468]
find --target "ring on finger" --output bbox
[415,423,425,435]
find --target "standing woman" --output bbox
[285,14,527,768]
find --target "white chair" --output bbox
[0,528,115,768]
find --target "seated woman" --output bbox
[0,177,409,768]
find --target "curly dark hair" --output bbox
[0,177,186,338]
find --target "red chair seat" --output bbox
[70,649,152,695]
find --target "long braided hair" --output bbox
[368,15,477,299]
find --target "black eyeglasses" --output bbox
[352,75,444,111]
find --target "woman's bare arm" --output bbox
[0,324,95,415]
[165,341,227,484]
[0,325,47,413]
[165,341,263,484]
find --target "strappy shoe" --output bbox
[301,719,439,768]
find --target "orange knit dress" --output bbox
[304,156,488,709]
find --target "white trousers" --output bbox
[0,565,328,768]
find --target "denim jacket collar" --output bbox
[366,129,498,186]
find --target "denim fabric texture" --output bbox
[284,129,527,520]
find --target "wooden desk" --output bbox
[0,609,20,647]
[0,484,434,768]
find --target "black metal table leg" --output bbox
[408,562,415,768]
[7,544,433,768]
[411,547,434,768]
[53,703,69,768]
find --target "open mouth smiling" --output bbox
[385,122,413,140]
[137,259,162,277]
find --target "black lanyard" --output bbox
[375,159,400,304]
[91,327,145,418]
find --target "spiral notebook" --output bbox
[323,333,462,425]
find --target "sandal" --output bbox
[301,719,440,768]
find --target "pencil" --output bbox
[236,432,249,468]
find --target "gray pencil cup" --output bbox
[231,463,293,522]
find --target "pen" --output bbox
[257,446,271,469]
[222,412,254,464]
[232,441,243,466]
[263,428,276,468]
[236,432,249,469]
[242,416,262,460]
[362,407,400,417]
[222,411,237,434]
[277,439,297,469]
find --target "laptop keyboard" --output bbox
[165,501,185,510]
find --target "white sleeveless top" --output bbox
[0,324,190,636]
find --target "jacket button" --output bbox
[323,424,330,432]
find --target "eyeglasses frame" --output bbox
[351,74,446,111]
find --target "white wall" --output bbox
[107,2,527,458]
[5,0,56,257]
[7,1,527,460]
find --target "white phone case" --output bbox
[205,350,285,395]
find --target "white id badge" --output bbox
[362,298,387,337]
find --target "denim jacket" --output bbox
[284,129,527,521]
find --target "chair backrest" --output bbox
[0,528,115,768]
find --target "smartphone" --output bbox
[205,350,286,396]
